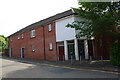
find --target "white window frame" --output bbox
[32,45,35,52]
[31,30,36,38]
[21,34,24,38]
[10,37,12,41]
[18,35,20,40]
[48,24,52,32]
[49,42,53,50]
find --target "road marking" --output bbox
[39,63,119,75]
[21,61,119,75]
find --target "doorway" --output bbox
[88,40,94,57]
[78,40,85,59]
[58,46,64,61]
[9,48,12,57]
[68,41,75,60]
[21,48,25,58]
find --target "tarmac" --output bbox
[2,56,120,74]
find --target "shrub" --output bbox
[110,42,120,66]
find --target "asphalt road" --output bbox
[0,56,119,78]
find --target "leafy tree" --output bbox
[0,35,8,52]
[66,2,120,41]
[66,2,120,65]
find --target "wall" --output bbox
[44,22,57,61]
[55,16,76,42]
[8,22,57,61]
[8,26,45,60]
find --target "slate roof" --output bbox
[8,9,76,37]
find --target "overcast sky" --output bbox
[0,0,78,37]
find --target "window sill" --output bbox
[30,36,36,38]
[48,30,52,32]
[49,49,53,51]
[32,50,35,52]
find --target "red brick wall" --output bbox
[9,22,57,61]
[44,22,57,61]
[93,35,112,59]
[9,27,45,60]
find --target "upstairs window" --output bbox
[49,42,53,50]
[18,35,20,40]
[31,30,36,38]
[21,34,24,38]
[10,37,12,41]
[48,24,52,32]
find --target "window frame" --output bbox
[21,34,24,38]
[32,45,35,52]
[18,34,20,40]
[10,37,12,41]
[49,42,53,50]
[48,24,52,32]
[31,30,36,38]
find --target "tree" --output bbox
[0,35,8,54]
[66,2,120,41]
[66,2,120,65]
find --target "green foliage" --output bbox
[110,42,120,66]
[0,35,8,51]
[66,2,120,39]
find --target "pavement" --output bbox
[2,56,119,74]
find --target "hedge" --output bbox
[110,42,120,66]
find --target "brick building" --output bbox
[8,10,111,61]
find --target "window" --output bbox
[32,45,35,52]
[10,37,12,41]
[49,42,53,50]
[31,30,36,38]
[18,35,20,39]
[21,34,24,38]
[48,24,52,31]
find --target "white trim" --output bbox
[30,30,36,38]
[64,40,68,60]
[21,34,24,38]
[74,39,79,60]
[49,42,53,50]
[48,24,52,31]
[84,40,89,59]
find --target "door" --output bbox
[21,48,25,58]
[9,48,12,57]
[78,40,85,59]
[59,46,64,61]
[68,43,75,60]
[88,40,94,57]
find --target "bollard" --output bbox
[101,56,103,64]
[101,56,103,60]
[71,55,73,65]
[80,56,82,64]
[90,56,92,64]
[90,56,92,61]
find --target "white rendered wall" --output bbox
[55,16,76,42]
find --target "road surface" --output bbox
[0,56,119,78]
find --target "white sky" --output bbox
[0,0,78,37]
